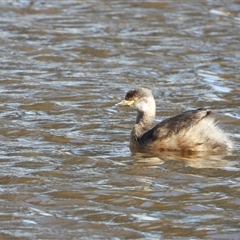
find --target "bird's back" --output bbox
[138,108,232,152]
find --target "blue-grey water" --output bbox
[0,0,240,239]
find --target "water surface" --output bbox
[0,0,240,239]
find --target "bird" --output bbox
[116,87,233,152]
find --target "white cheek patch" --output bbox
[134,98,153,112]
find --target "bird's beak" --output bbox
[115,99,134,107]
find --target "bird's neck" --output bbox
[131,111,155,145]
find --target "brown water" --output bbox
[0,0,240,239]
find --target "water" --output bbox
[0,0,240,239]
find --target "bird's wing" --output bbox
[140,108,213,143]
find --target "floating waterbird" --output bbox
[116,88,232,152]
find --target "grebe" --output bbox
[116,87,232,152]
